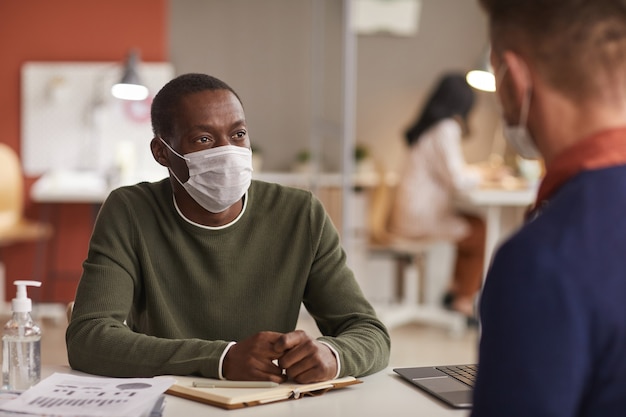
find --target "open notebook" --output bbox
[166,375,361,409]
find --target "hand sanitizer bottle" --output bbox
[2,280,42,391]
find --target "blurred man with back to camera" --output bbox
[472,1,626,416]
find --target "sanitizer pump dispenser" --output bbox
[2,280,42,391]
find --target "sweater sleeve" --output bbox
[302,195,391,377]
[66,189,230,378]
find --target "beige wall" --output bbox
[169,0,502,174]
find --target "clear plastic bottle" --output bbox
[2,280,42,391]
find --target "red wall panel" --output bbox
[0,0,168,303]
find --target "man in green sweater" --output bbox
[66,73,390,384]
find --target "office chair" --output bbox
[367,173,466,335]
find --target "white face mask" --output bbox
[497,64,542,160]
[160,138,253,213]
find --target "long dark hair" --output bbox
[404,73,475,146]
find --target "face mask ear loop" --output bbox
[158,137,190,161]
[158,137,189,186]
[497,60,532,129]
[167,166,187,187]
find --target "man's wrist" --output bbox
[319,341,341,379]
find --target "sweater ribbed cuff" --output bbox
[219,341,237,380]
[319,341,341,379]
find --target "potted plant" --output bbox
[293,149,313,173]
[354,143,375,174]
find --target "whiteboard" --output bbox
[21,62,175,180]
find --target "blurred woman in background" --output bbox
[389,73,486,320]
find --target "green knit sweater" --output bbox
[66,179,390,378]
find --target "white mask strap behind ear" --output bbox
[159,137,190,161]
[499,57,540,160]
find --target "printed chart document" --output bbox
[0,373,175,417]
[166,375,361,409]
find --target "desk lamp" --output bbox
[111,49,149,101]
[466,47,495,92]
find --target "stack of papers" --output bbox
[0,373,175,417]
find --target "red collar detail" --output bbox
[535,127,626,207]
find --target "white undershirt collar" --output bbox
[172,191,248,230]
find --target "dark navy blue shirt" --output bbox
[472,165,626,416]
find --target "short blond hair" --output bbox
[479,0,626,102]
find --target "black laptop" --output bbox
[393,364,477,408]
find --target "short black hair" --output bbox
[404,73,475,146]
[151,73,242,140]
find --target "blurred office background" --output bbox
[0,0,506,365]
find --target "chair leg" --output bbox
[414,252,427,305]
[393,251,428,305]
[394,254,413,303]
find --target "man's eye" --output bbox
[233,131,247,139]
[198,136,211,143]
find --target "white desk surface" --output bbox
[457,185,537,207]
[30,170,391,204]
[42,365,469,417]
[31,170,534,204]
[30,170,111,203]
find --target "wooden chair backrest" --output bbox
[367,176,397,246]
[0,143,24,230]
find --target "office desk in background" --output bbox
[456,184,538,278]
[29,170,383,203]
[41,365,468,417]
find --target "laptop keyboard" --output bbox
[435,364,478,387]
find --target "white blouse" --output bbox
[389,118,481,241]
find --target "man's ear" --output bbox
[150,137,169,167]
[502,51,532,104]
